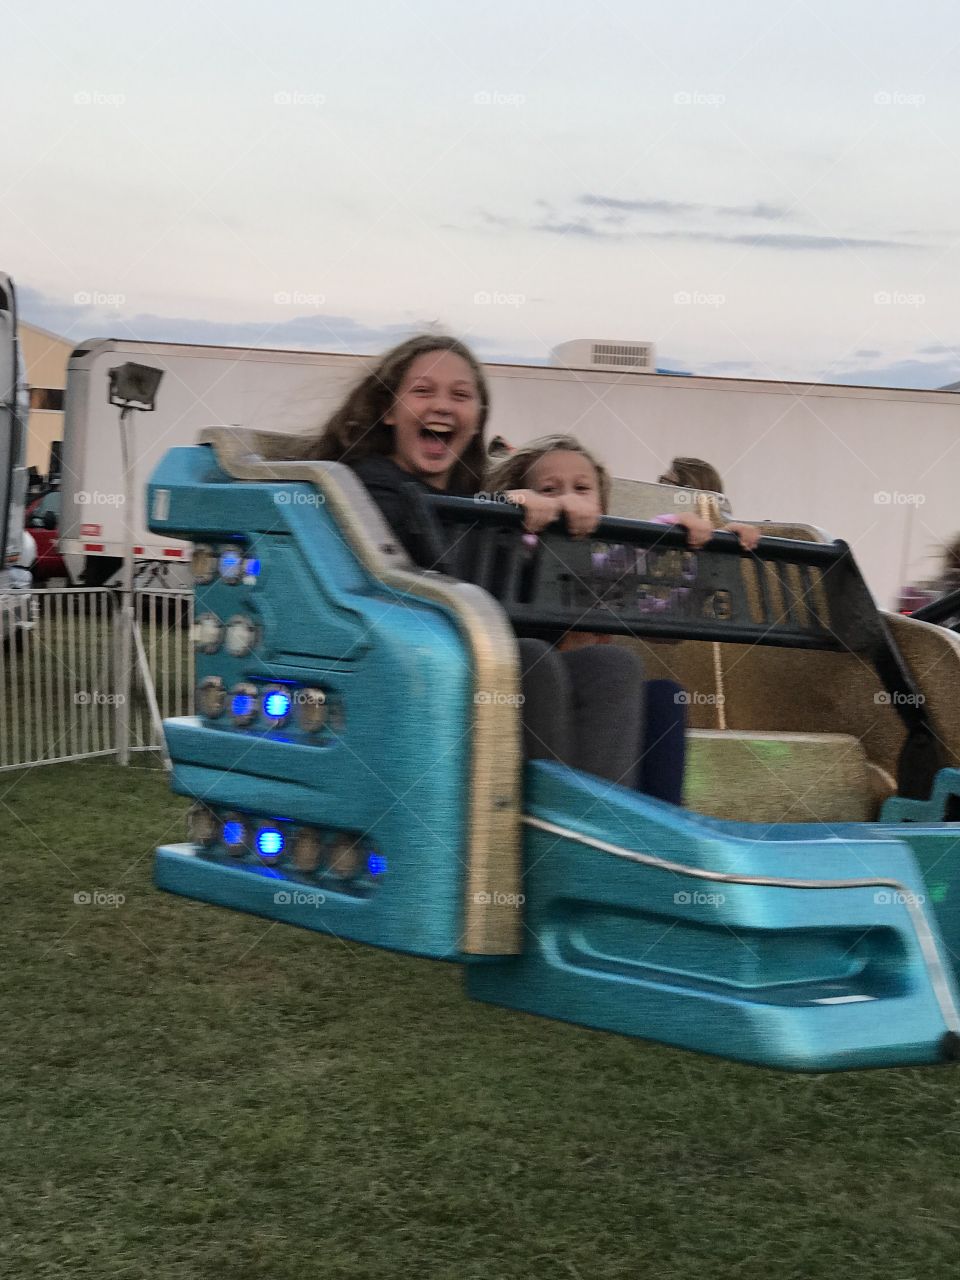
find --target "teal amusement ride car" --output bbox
[148,428,960,1073]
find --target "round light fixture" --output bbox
[224,614,259,658]
[197,676,227,719]
[230,682,259,727]
[191,543,217,584]
[191,612,224,655]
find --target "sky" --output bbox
[5,0,960,386]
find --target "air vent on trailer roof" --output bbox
[551,339,656,373]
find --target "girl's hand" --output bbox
[673,513,713,549]
[724,521,761,551]
[558,493,602,538]
[504,489,563,534]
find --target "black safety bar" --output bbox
[911,587,960,627]
[410,492,944,800]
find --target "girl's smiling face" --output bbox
[525,449,603,516]
[384,351,482,489]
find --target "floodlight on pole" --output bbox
[108,362,166,768]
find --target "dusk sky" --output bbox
[6,0,960,386]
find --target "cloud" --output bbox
[18,285,463,354]
[829,358,960,389]
[579,193,791,221]
[529,220,913,251]
[474,195,924,252]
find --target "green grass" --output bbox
[3,759,960,1279]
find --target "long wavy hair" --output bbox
[662,456,724,495]
[486,433,612,512]
[296,334,490,495]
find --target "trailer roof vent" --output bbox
[551,339,656,373]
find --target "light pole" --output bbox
[107,362,164,767]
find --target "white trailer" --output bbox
[60,337,960,607]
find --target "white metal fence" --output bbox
[0,586,194,770]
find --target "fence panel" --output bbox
[0,586,194,770]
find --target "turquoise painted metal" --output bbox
[149,442,960,1072]
[467,763,960,1072]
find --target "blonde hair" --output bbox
[486,433,612,512]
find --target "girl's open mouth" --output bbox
[419,425,454,459]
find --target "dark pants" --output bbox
[517,639,686,804]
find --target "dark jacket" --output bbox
[349,455,450,568]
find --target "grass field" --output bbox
[4,759,960,1279]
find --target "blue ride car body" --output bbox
[149,433,960,1072]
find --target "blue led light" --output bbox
[219,550,242,579]
[263,690,291,720]
[232,693,254,719]
[257,828,285,859]
[223,821,245,847]
[244,557,261,578]
[368,853,387,876]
